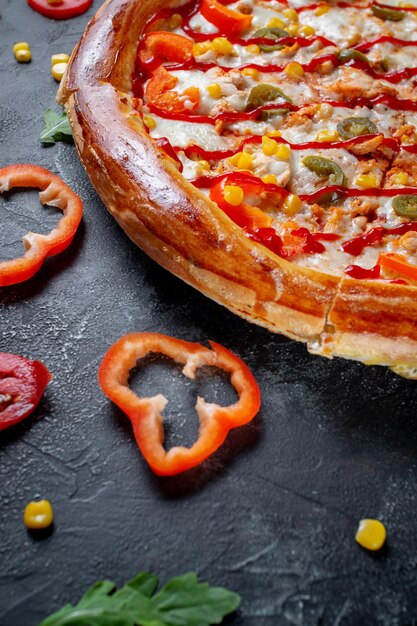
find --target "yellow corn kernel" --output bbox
[193,41,212,57]
[13,42,30,55]
[283,8,298,22]
[245,44,260,54]
[262,174,278,184]
[284,193,302,215]
[392,171,408,185]
[299,25,316,36]
[143,115,156,129]
[287,22,299,35]
[212,37,233,55]
[268,130,282,137]
[15,49,32,63]
[24,500,54,530]
[51,61,68,81]
[284,61,304,77]
[51,53,70,66]
[267,17,286,28]
[168,13,183,28]
[275,143,291,160]
[355,174,378,188]
[228,151,253,170]
[224,185,244,206]
[242,67,259,78]
[315,129,339,142]
[198,160,210,171]
[314,3,330,15]
[206,83,222,99]
[262,135,278,156]
[355,519,386,551]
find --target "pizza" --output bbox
[58,0,417,376]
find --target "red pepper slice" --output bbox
[0,353,52,431]
[27,0,93,19]
[139,32,194,70]
[0,164,83,287]
[200,0,252,35]
[379,253,417,281]
[98,333,261,476]
[145,66,200,115]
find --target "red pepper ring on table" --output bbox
[0,353,52,431]
[27,0,93,20]
[0,164,83,287]
[98,333,261,476]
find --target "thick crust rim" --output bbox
[59,0,417,370]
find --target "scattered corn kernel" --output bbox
[299,25,316,36]
[355,174,378,188]
[224,184,244,206]
[283,8,298,22]
[15,49,32,63]
[206,83,222,99]
[212,37,233,55]
[51,53,70,66]
[198,159,210,171]
[315,129,339,142]
[284,193,302,215]
[242,67,259,78]
[51,62,68,81]
[245,44,260,54]
[193,41,212,57]
[168,13,183,28]
[287,23,299,35]
[285,61,304,77]
[355,519,386,551]
[24,499,54,530]
[262,135,278,156]
[267,17,286,28]
[143,115,156,129]
[314,3,330,15]
[275,143,291,160]
[13,42,30,55]
[262,174,278,184]
[392,172,409,185]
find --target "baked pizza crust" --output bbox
[58,0,417,374]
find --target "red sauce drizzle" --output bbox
[345,263,381,279]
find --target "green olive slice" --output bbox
[253,27,290,52]
[337,117,379,139]
[371,4,405,21]
[338,49,370,64]
[392,195,417,219]
[246,84,292,111]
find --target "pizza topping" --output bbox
[246,83,292,110]
[0,164,83,286]
[98,333,260,476]
[200,0,252,35]
[0,353,52,431]
[27,0,93,19]
[253,27,290,51]
[392,194,417,218]
[371,4,405,21]
[380,252,417,280]
[336,116,379,139]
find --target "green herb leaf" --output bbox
[40,109,73,144]
[39,571,240,626]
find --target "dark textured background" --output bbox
[1,2,417,625]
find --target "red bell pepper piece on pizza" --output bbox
[379,252,417,281]
[200,0,252,35]
[27,0,93,19]
[139,32,194,69]
[0,353,52,431]
[98,333,261,476]
[0,164,83,287]
[145,66,200,115]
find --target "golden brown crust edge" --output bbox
[59,0,417,372]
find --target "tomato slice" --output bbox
[0,353,52,431]
[27,0,93,20]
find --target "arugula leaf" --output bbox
[40,109,73,144]
[39,571,240,626]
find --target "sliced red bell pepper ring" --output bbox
[379,252,417,281]
[0,164,83,287]
[0,353,52,431]
[98,333,261,476]
[27,0,93,20]
[200,0,252,36]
